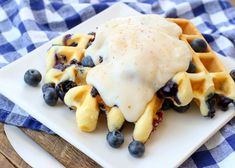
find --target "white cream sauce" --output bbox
[85,15,192,122]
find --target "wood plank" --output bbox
[0,123,31,168]
[0,152,16,168]
[20,128,100,168]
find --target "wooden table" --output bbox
[1,1,235,167]
[0,123,100,168]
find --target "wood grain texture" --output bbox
[0,123,31,168]
[20,128,101,168]
[0,153,16,168]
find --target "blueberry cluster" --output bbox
[106,130,145,158]
[55,80,77,101]
[157,80,180,105]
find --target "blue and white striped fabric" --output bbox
[0,0,235,167]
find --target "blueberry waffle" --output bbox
[43,15,235,158]
[158,18,235,118]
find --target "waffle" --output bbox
[160,18,235,117]
[43,17,235,157]
[46,34,94,71]
[45,34,93,85]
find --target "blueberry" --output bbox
[42,83,55,93]
[190,38,208,53]
[54,63,68,71]
[187,61,196,73]
[56,80,77,101]
[70,59,81,66]
[24,69,42,86]
[161,99,173,111]
[128,140,145,158]
[172,103,190,113]
[43,88,58,106]
[88,32,96,36]
[69,42,78,47]
[157,80,178,98]
[55,54,67,65]
[91,87,99,97]
[81,56,95,67]
[217,95,233,111]
[99,56,103,63]
[206,95,216,118]
[63,34,72,45]
[229,69,235,81]
[106,130,124,148]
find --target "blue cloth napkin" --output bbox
[0,0,235,167]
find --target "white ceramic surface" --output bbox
[4,125,64,168]
[0,3,234,168]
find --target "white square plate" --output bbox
[0,3,234,168]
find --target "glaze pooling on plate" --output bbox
[85,15,192,122]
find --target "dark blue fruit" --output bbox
[229,69,235,81]
[187,61,196,73]
[69,42,78,47]
[172,103,190,113]
[24,69,42,86]
[157,80,178,98]
[91,87,99,97]
[217,95,233,111]
[128,140,145,158]
[70,59,81,66]
[161,99,173,110]
[54,63,68,71]
[43,88,58,106]
[206,95,216,118]
[56,80,77,101]
[63,34,72,45]
[42,83,55,93]
[190,38,207,53]
[106,130,124,148]
[81,56,95,67]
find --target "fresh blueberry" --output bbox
[56,80,77,101]
[24,69,42,86]
[42,83,55,93]
[190,38,208,53]
[43,88,58,106]
[172,103,190,113]
[217,95,233,111]
[187,61,196,73]
[161,99,173,111]
[81,56,95,67]
[229,69,235,81]
[91,87,99,97]
[206,95,216,118]
[157,80,178,98]
[128,140,145,158]
[106,130,124,148]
